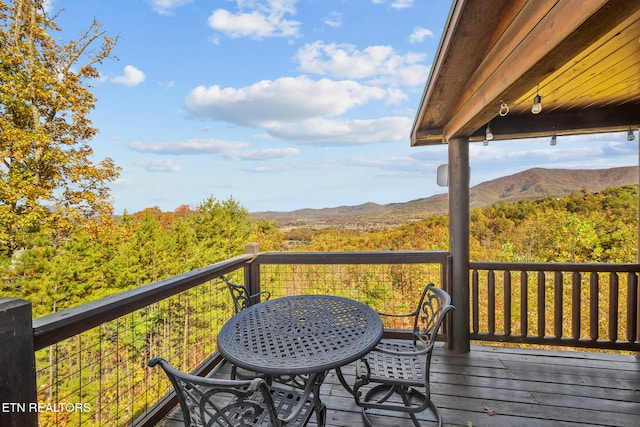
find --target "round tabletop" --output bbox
[217,294,383,376]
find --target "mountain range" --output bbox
[252,166,638,229]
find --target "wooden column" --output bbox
[448,137,471,353]
[0,298,38,427]
[637,138,640,353]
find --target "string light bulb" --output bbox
[550,134,557,146]
[531,85,542,114]
[485,123,493,141]
[627,127,635,141]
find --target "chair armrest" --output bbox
[249,290,271,303]
[376,310,417,318]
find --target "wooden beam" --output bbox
[411,0,513,145]
[414,101,640,145]
[448,0,556,119]
[467,103,640,141]
[524,8,640,112]
[443,0,640,141]
[412,127,445,145]
[411,0,467,144]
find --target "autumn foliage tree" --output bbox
[0,0,120,256]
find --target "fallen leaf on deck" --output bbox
[483,405,497,416]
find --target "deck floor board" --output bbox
[158,344,640,426]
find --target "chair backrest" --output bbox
[149,357,281,426]
[221,275,255,313]
[412,284,454,350]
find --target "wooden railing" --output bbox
[32,256,253,351]
[249,250,452,340]
[470,262,640,351]
[2,250,639,427]
[1,249,451,427]
[1,254,253,427]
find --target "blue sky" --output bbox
[47,0,637,214]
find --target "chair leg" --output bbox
[399,387,424,427]
[230,364,237,380]
[430,400,443,427]
[361,406,442,427]
[360,384,401,427]
[312,373,327,426]
[359,384,442,426]
[315,402,327,427]
[364,383,397,404]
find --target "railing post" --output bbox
[0,298,38,427]
[244,243,261,297]
[444,254,454,349]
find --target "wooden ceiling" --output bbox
[411,0,640,145]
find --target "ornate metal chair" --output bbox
[220,275,272,380]
[221,275,271,313]
[352,284,454,426]
[149,357,315,427]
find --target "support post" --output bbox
[448,137,471,353]
[244,242,261,299]
[637,138,640,358]
[0,298,38,427]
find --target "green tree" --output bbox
[0,0,120,256]
[130,209,173,282]
[191,196,255,261]
[251,219,285,251]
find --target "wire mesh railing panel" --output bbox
[35,278,236,426]
[259,262,444,330]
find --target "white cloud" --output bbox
[391,0,415,8]
[371,0,415,8]
[135,159,182,172]
[265,116,413,146]
[222,147,300,161]
[128,138,299,160]
[324,11,343,27]
[129,139,247,155]
[113,177,136,187]
[468,133,638,182]
[208,0,300,39]
[601,140,637,157]
[184,73,413,146]
[112,65,145,87]
[147,0,193,15]
[185,76,392,126]
[409,27,434,43]
[330,154,427,175]
[247,164,296,173]
[43,0,55,14]
[296,42,428,86]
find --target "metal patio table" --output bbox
[217,294,383,426]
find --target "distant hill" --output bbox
[252,166,638,229]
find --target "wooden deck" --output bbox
[158,344,640,426]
